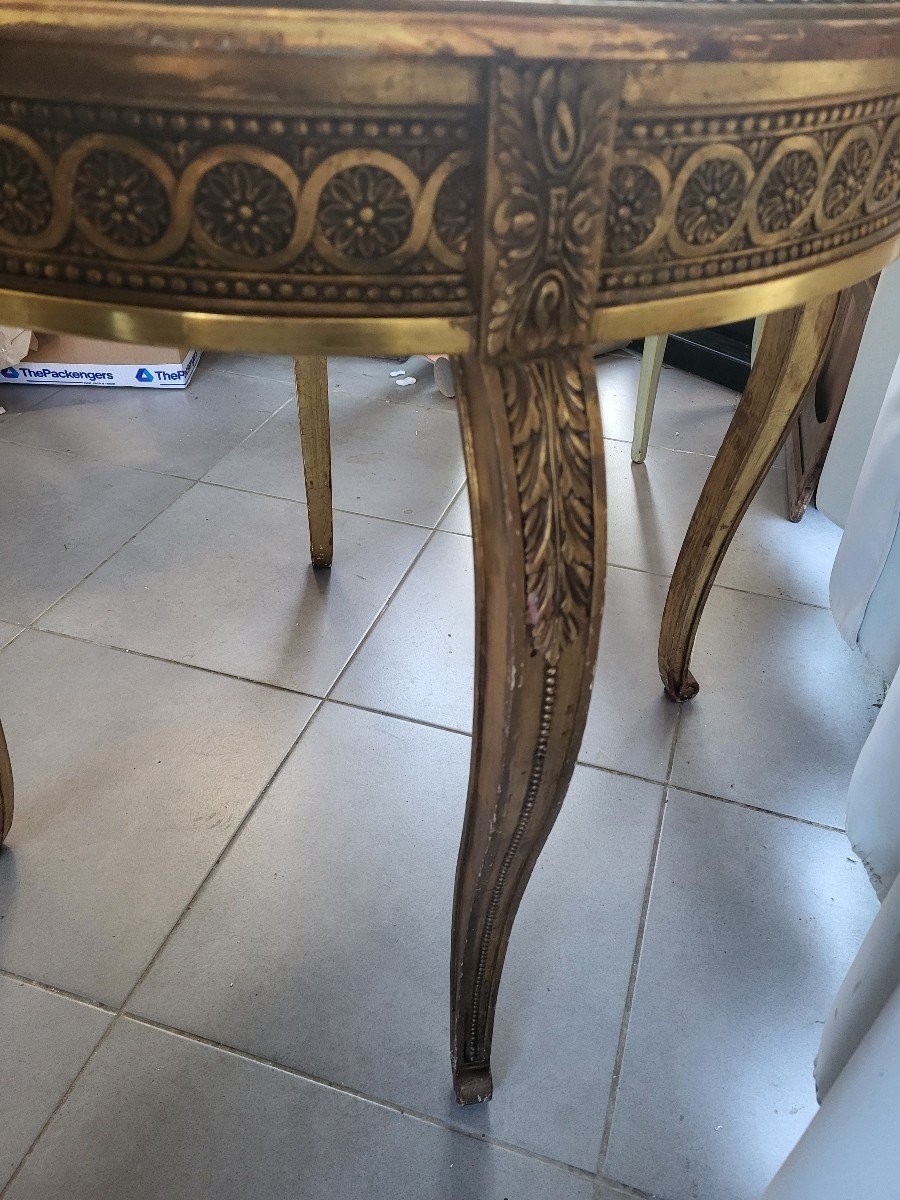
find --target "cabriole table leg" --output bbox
[450,347,606,1104]
[658,293,841,703]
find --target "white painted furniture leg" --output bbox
[751,315,765,366]
[633,319,764,467]
[631,333,667,464]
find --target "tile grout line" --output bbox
[119,1013,597,1182]
[198,474,456,536]
[706,579,832,612]
[2,464,679,1189]
[2,365,819,1187]
[0,1011,113,1195]
[668,781,847,835]
[202,365,302,387]
[0,384,65,410]
[6,632,843,845]
[18,480,465,653]
[18,479,204,635]
[0,431,201,484]
[326,694,470,739]
[26,625,323,700]
[0,402,839,1186]
[320,481,467,702]
[0,974,598,1188]
[8,633,845,838]
[0,693,327,1200]
[0,363,301,486]
[421,527,835,613]
[0,626,29,654]
[0,368,306,570]
[594,704,683,1179]
[329,695,668,792]
[593,1177,658,1200]
[325,696,676,797]
[0,445,833,633]
[0,968,117,1015]
[3,372,463,537]
[594,785,668,1175]
[0,719,717,1194]
[17,475,465,672]
[603,433,721,461]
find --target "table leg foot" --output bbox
[453,1064,493,1106]
[663,667,699,704]
[0,717,13,846]
[658,294,840,701]
[450,348,606,1101]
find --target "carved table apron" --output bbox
[0,1,898,1105]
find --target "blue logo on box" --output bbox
[1,367,20,379]
[135,368,154,382]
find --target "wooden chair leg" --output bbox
[294,355,333,569]
[0,717,13,845]
[631,333,667,464]
[450,347,606,1104]
[658,294,841,702]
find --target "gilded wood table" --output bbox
[0,0,898,1105]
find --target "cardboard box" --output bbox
[0,334,201,388]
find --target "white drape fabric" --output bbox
[762,315,899,1199]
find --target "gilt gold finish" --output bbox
[451,59,616,1101]
[658,293,843,702]
[0,0,897,1105]
[294,355,332,569]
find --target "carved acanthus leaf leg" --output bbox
[0,718,13,845]
[450,348,606,1104]
[294,355,333,569]
[658,293,841,702]
[448,58,618,1103]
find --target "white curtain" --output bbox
[762,292,900,1200]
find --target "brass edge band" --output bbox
[592,233,900,339]
[1,234,894,355]
[0,290,475,354]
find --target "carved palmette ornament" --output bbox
[476,64,615,665]
[483,63,619,358]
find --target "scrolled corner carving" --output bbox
[482,62,620,359]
